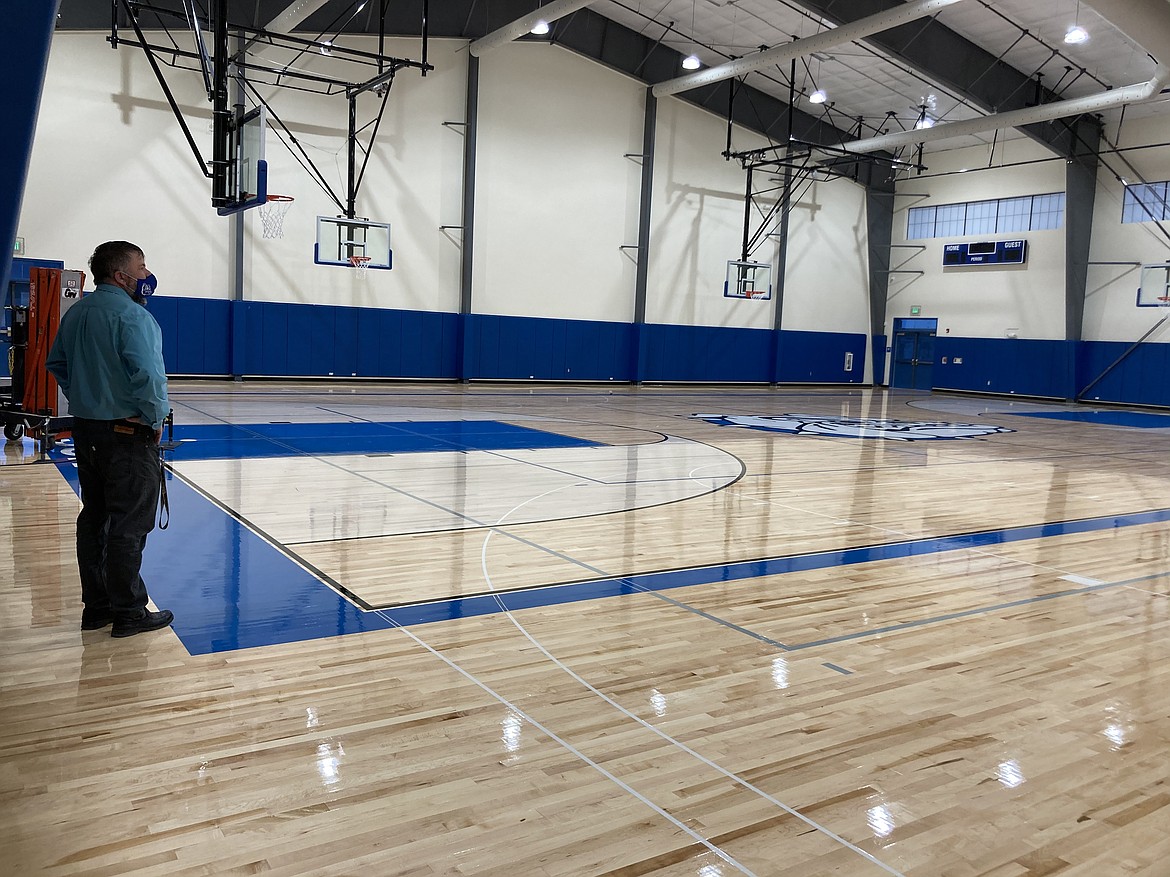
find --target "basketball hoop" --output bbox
[257,194,294,239]
[349,255,372,278]
[1159,295,1170,306]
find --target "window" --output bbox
[964,200,997,235]
[907,192,1065,240]
[1030,193,1065,230]
[906,205,936,239]
[996,197,1032,233]
[1122,182,1170,223]
[935,203,966,237]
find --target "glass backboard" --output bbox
[315,216,393,269]
[724,261,772,300]
[216,105,268,216]
[1137,262,1170,307]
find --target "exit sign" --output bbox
[910,305,921,315]
[13,237,24,256]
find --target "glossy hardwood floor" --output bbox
[2,383,1168,877]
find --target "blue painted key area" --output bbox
[1010,410,1170,428]
[167,420,599,460]
[51,416,1170,656]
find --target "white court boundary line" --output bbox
[467,482,907,877]
[374,613,757,876]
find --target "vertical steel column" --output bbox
[230,32,246,380]
[740,165,753,263]
[632,87,657,383]
[231,32,245,304]
[1065,128,1100,344]
[770,58,797,382]
[210,0,230,207]
[865,189,895,385]
[1065,120,1101,399]
[458,55,480,382]
[769,161,792,383]
[346,94,358,219]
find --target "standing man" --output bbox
[47,241,174,638]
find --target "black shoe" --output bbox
[81,610,115,631]
[111,609,174,638]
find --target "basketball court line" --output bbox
[50,451,1170,671]
[379,617,763,877]
[377,484,911,877]
[250,406,747,542]
[169,388,870,399]
[787,570,1170,650]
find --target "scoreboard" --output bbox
[942,239,1027,267]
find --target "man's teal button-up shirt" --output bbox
[46,283,169,429]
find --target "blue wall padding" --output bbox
[233,300,460,378]
[465,314,634,381]
[140,296,1170,407]
[775,329,868,384]
[871,333,887,385]
[1076,340,1170,408]
[142,297,873,384]
[640,322,774,382]
[934,337,1077,399]
[148,297,232,375]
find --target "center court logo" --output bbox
[690,414,1015,441]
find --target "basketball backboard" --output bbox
[315,216,393,270]
[724,261,772,300]
[1137,262,1170,307]
[216,106,269,216]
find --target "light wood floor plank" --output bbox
[3,383,1169,876]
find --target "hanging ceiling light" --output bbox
[1065,0,1088,44]
[530,19,550,35]
[681,0,701,71]
[914,115,935,129]
[809,88,827,104]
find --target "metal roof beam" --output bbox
[787,0,1101,159]
[469,0,596,57]
[263,0,331,34]
[653,0,967,98]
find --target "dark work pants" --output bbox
[72,418,161,621]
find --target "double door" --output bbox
[890,318,937,390]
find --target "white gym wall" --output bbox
[22,32,878,344]
[1086,112,1170,342]
[887,136,1068,341]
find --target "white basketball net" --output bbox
[349,255,372,278]
[257,196,294,239]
